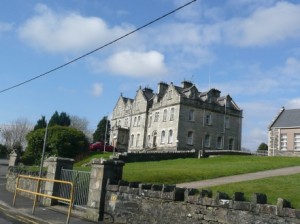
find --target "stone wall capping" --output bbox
[200,189,212,198]
[251,193,267,204]
[232,192,245,201]
[91,158,125,166]
[277,198,292,217]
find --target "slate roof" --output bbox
[270,108,300,128]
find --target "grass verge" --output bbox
[122,156,300,184]
[205,173,300,208]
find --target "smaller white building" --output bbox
[268,107,300,157]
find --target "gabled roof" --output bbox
[270,108,300,128]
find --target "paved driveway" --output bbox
[176,166,300,188]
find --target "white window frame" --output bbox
[280,134,287,151]
[294,134,300,151]
[205,113,212,125]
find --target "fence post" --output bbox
[43,157,74,206]
[85,158,125,222]
[8,150,20,167]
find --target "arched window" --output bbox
[168,130,173,144]
[161,130,166,144]
[130,134,134,147]
[137,116,141,127]
[136,134,140,147]
[147,135,151,147]
[170,108,175,121]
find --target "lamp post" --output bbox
[39,122,48,178]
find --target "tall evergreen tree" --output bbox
[49,111,71,127]
[93,116,110,143]
[60,112,71,126]
[34,116,47,130]
[49,111,60,127]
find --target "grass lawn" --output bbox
[75,154,300,184]
[74,151,113,168]
[206,173,300,208]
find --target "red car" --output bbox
[89,142,115,152]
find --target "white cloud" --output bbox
[105,50,168,77]
[224,2,300,46]
[281,57,300,76]
[286,98,300,109]
[91,83,103,97]
[18,4,134,54]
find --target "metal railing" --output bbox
[58,169,90,209]
[13,175,74,224]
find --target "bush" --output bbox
[22,126,89,165]
[0,144,7,158]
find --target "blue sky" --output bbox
[1,0,300,150]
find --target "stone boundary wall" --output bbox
[104,180,300,224]
[114,150,197,162]
[113,150,254,163]
[6,169,46,199]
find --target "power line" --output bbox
[0,0,197,94]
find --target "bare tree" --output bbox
[0,118,33,152]
[70,115,92,141]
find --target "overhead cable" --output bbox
[0,0,197,94]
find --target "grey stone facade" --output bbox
[110,81,243,152]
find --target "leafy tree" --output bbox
[93,116,110,143]
[22,126,89,165]
[257,142,268,151]
[49,111,71,127]
[34,116,47,130]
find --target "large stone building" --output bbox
[110,81,243,152]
